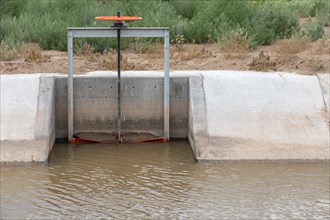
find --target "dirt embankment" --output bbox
[0,38,329,75]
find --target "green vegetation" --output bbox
[0,0,329,58]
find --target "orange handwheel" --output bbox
[95,16,142,22]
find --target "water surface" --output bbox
[1,140,329,219]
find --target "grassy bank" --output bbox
[0,0,329,60]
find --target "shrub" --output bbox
[245,2,298,46]
[302,18,324,41]
[0,0,316,52]
[0,41,17,61]
[40,24,66,50]
[169,0,200,20]
[316,1,330,26]
[0,0,26,18]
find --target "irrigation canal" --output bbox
[1,140,329,219]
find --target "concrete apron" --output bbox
[1,71,329,163]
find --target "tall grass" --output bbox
[0,0,328,55]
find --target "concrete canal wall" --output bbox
[0,74,55,163]
[190,72,329,161]
[1,71,329,163]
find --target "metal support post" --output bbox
[164,30,170,140]
[116,26,122,143]
[68,30,74,141]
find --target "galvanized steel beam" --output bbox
[69,27,169,38]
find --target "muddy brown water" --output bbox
[1,140,329,219]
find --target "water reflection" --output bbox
[44,141,196,219]
[1,140,329,219]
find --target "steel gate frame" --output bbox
[67,27,170,142]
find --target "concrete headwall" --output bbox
[55,76,188,138]
[1,71,329,163]
[0,75,55,163]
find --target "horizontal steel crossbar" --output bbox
[68,27,169,38]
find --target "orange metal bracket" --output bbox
[70,137,103,144]
[70,136,168,144]
[136,137,169,143]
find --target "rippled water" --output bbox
[1,140,329,219]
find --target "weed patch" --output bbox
[249,51,277,71]
[308,59,327,72]
[276,39,310,55]
[132,40,157,54]
[220,30,250,59]
[0,41,17,61]
[171,35,186,51]
[24,49,49,63]
[172,46,213,61]
[313,39,330,54]
[98,54,146,70]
